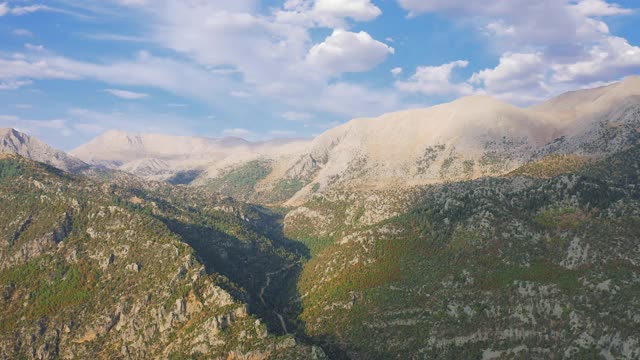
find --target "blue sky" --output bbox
[0,0,639,150]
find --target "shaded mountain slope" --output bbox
[0,154,325,359]
[282,141,640,358]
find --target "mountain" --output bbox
[0,153,326,359]
[2,77,640,359]
[531,75,640,126]
[0,128,88,173]
[66,77,640,206]
[191,76,640,205]
[277,95,557,204]
[282,143,640,359]
[70,130,310,182]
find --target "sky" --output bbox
[0,0,639,150]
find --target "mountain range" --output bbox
[1,77,640,359]
[63,76,640,205]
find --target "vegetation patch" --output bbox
[205,160,271,199]
[535,207,590,232]
[509,155,591,178]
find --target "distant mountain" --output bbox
[68,77,640,206]
[0,128,87,173]
[70,130,310,182]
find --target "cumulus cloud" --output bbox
[552,36,640,83]
[396,60,474,96]
[470,53,546,96]
[313,0,381,23]
[282,0,382,27]
[103,88,149,99]
[397,0,638,103]
[307,30,394,74]
[133,1,400,117]
[572,0,633,17]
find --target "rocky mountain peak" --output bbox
[0,128,87,172]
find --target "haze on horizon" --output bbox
[0,0,639,149]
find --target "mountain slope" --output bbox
[0,128,87,172]
[283,142,640,359]
[66,77,640,205]
[279,95,556,203]
[0,154,325,359]
[532,76,640,126]
[195,76,640,205]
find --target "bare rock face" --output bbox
[0,128,87,172]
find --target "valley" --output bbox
[1,77,640,359]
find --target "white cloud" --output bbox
[230,90,251,98]
[114,0,150,6]
[130,1,400,117]
[44,52,233,101]
[391,67,403,76]
[313,0,382,22]
[0,115,70,138]
[12,29,33,37]
[0,4,88,18]
[103,88,149,99]
[0,50,237,102]
[0,79,33,90]
[471,53,546,96]
[572,0,633,16]
[552,36,640,83]
[282,0,382,27]
[82,33,148,42]
[68,108,200,137]
[396,60,474,96]
[396,0,638,103]
[0,56,80,82]
[307,29,394,75]
[24,43,45,51]
[312,82,401,116]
